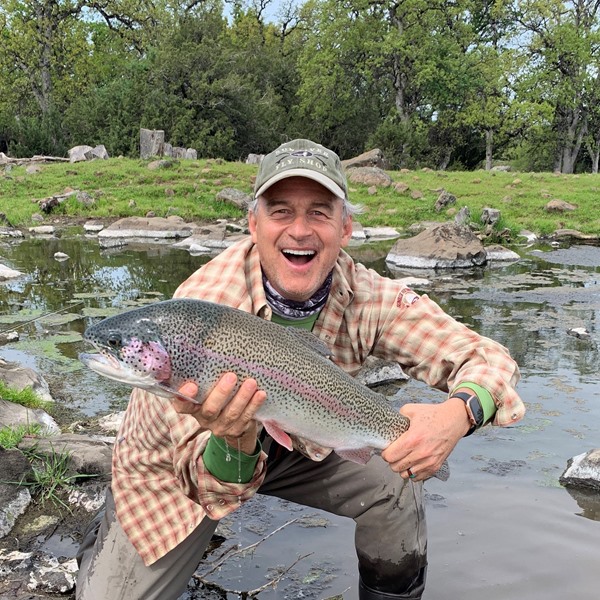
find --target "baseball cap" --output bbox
[254,139,348,200]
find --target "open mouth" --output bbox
[282,249,316,266]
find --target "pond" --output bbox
[0,233,599,599]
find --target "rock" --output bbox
[76,191,95,207]
[552,229,600,243]
[519,230,538,243]
[434,190,456,212]
[545,199,577,212]
[0,358,54,404]
[491,165,511,172]
[454,206,471,226]
[147,159,174,170]
[68,481,109,513]
[68,145,108,163]
[560,449,600,491]
[140,128,165,159]
[215,187,252,209]
[0,549,78,594]
[342,148,386,169]
[25,165,41,175]
[53,252,69,261]
[28,226,55,235]
[481,207,501,225]
[0,264,23,281]
[98,216,195,240]
[386,223,486,269]
[0,449,33,538]
[393,181,410,194]
[355,357,409,387]
[351,221,366,241]
[246,153,264,165]
[363,226,400,240]
[18,434,113,477]
[184,148,197,160]
[567,327,591,340]
[0,400,60,435]
[485,244,520,263]
[68,145,94,163]
[0,331,19,344]
[83,221,104,233]
[97,411,125,433]
[346,166,392,187]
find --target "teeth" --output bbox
[283,249,315,256]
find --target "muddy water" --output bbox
[0,235,598,599]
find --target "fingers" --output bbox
[172,373,266,441]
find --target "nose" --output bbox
[287,214,312,238]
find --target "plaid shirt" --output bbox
[112,237,524,566]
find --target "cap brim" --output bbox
[255,168,346,200]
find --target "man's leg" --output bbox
[259,442,427,598]
[75,487,218,600]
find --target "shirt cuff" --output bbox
[451,382,496,424]
[203,433,262,483]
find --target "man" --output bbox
[76,139,525,599]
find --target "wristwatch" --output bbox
[451,391,485,436]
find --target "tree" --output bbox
[514,0,600,173]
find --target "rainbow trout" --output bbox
[80,298,448,480]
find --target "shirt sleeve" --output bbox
[371,284,525,427]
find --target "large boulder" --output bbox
[342,148,386,169]
[386,223,486,269]
[98,216,196,240]
[140,128,165,159]
[68,145,109,163]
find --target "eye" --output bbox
[107,333,122,348]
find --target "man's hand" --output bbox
[171,374,266,455]
[381,398,471,481]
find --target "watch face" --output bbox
[468,396,485,427]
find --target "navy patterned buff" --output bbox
[263,271,333,320]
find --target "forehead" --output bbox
[262,176,339,204]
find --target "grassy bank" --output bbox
[1,158,599,238]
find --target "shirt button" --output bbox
[218,499,226,506]
[206,504,213,511]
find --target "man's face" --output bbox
[249,176,353,302]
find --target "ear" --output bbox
[248,209,258,243]
[340,216,353,247]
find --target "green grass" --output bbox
[2,444,94,510]
[0,423,42,449]
[0,380,52,411]
[1,158,599,238]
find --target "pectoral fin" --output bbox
[262,420,294,451]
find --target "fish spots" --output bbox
[121,339,172,382]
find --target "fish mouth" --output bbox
[79,351,162,391]
[281,248,316,266]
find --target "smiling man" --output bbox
[76,139,525,600]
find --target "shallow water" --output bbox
[0,235,598,599]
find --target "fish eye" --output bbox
[107,333,122,348]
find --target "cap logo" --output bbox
[274,149,329,173]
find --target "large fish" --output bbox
[80,298,448,480]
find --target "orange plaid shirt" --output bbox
[112,237,524,565]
